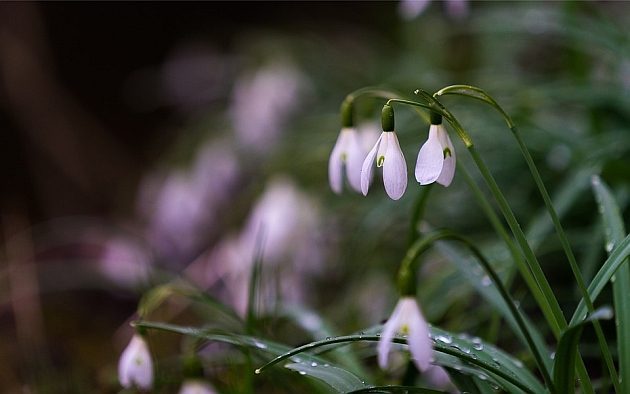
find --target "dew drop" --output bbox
[299,371,307,375]
[473,342,483,351]
[606,241,614,252]
[254,368,261,375]
[254,341,267,349]
[481,275,492,286]
[311,362,318,367]
[513,359,524,368]
[436,335,453,344]
[478,374,488,381]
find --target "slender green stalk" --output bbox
[434,85,616,391]
[397,230,554,391]
[510,126,620,392]
[407,184,434,247]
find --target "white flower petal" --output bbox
[436,126,456,187]
[415,125,444,185]
[328,130,348,194]
[361,133,383,196]
[376,131,389,168]
[404,300,432,371]
[179,379,217,394]
[382,132,407,200]
[118,334,154,390]
[377,300,404,369]
[345,129,364,193]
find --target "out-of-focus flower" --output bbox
[378,297,432,372]
[415,123,456,187]
[230,62,308,154]
[425,365,456,392]
[205,177,324,315]
[178,379,217,394]
[99,236,151,287]
[329,127,363,193]
[118,334,153,390]
[399,0,468,20]
[139,140,240,263]
[361,131,408,200]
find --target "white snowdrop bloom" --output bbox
[361,131,407,200]
[415,123,456,187]
[178,379,217,394]
[329,127,363,193]
[118,334,153,390]
[378,297,432,372]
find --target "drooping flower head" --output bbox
[329,127,363,193]
[378,296,433,372]
[361,104,408,200]
[118,333,154,390]
[415,115,456,187]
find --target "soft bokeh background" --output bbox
[1,1,629,392]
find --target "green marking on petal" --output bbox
[377,155,385,167]
[443,147,452,158]
[341,152,347,162]
[401,324,410,335]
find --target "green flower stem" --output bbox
[396,229,554,391]
[435,85,617,392]
[466,146,565,335]
[510,125,620,393]
[407,184,434,247]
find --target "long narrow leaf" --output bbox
[257,325,544,394]
[592,176,630,393]
[135,321,372,392]
[570,233,630,325]
[553,307,614,394]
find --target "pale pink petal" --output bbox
[436,126,456,187]
[345,129,364,193]
[415,125,444,185]
[361,133,383,196]
[405,300,432,371]
[328,130,347,194]
[377,301,403,369]
[383,132,407,200]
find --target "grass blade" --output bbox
[592,176,630,392]
[553,307,614,394]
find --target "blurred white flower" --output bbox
[378,297,432,372]
[425,365,456,392]
[415,124,456,187]
[361,131,407,200]
[179,379,217,394]
[206,177,324,315]
[118,334,153,390]
[399,0,468,20]
[329,127,363,193]
[230,62,307,154]
[99,237,151,287]
[357,122,383,153]
[139,140,240,263]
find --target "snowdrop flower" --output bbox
[329,127,363,193]
[179,379,217,394]
[361,131,407,200]
[415,123,456,187]
[378,297,432,372]
[118,334,153,390]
